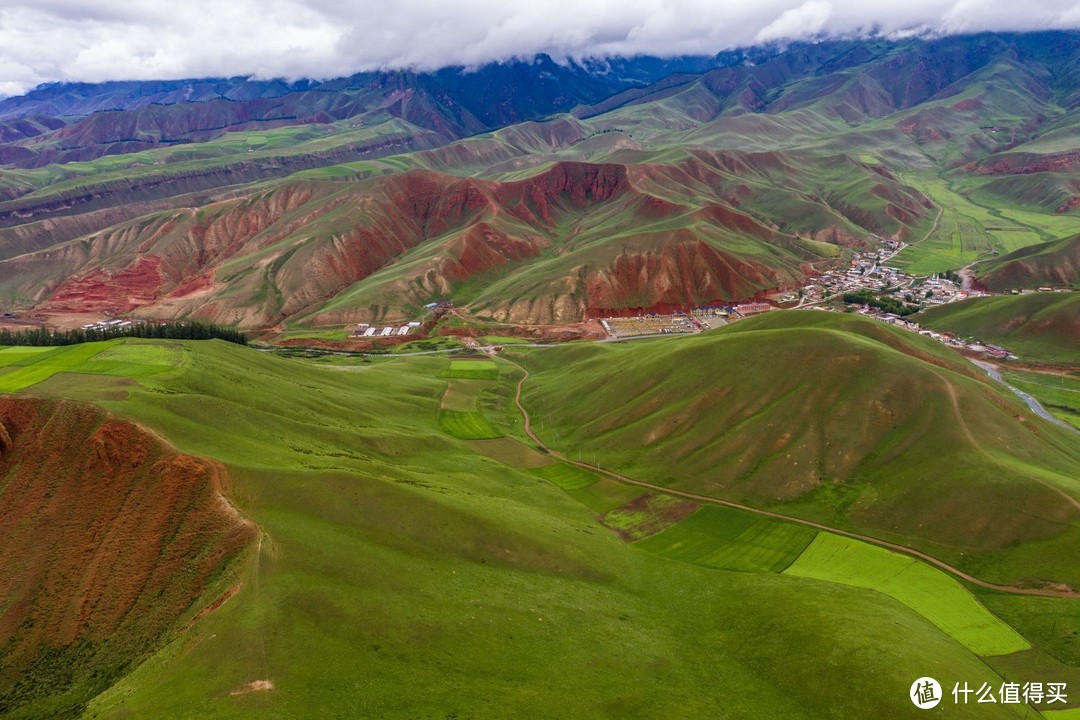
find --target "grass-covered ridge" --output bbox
[517,310,1080,587]
[918,293,1080,365]
[0,335,1058,718]
[974,234,1080,292]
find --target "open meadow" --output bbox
[0,333,1072,717]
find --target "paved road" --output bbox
[493,352,1080,599]
[971,359,1078,434]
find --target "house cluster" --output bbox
[798,241,971,307]
[81,319,137,331]
[352,322,422,338]
[600,303,777,338]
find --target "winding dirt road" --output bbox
[493,352,1080,600]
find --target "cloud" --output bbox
[756,1,834,43]
[1,0,1079,95]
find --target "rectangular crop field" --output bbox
[468,438,553,469]
[637,506,817,573]
[784,533,1030,657]
[567,477,645,513]
[0,346,59,368]
[437,410,502,439]
[441,379,493,411]
[0,342,119,392]
[530,462,599,490]
[0,340,184,392]
[443,360,499,380]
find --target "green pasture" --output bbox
[443,359,500,379]
[1003,371,1080,431]
[637,506,816,573]
[893,174,1050,274]
[785,533,1030,657]
[919,293,1080,365]
[437,410,503,439]
[515,310,1080,588]
[530,461,599,490]
[0,335,1055,719]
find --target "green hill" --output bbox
[974,234,1080,291]
[518,311,1080,587]
[0,335,1056,718]
[919,292,1080,365]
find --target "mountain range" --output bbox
[0,32,1078,331]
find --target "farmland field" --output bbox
[637,505,817,573]
[784,533,1031,657]
[441,378,493,411]
[530,461,599,490]
[0,335,1059,718]
[437,409,503,439]
[443,359,500,379]
[892,174,1050,275]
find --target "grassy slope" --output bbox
[0,337,1036,718]
[974,234,1080,292]
[517,311,1080,587]
[918,293,1080,365]
[1002,370,1080,431]
[785,533,1029,657]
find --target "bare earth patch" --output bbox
[230,680,274,695]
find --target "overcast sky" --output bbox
[1,0,1080,96]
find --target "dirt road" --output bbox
[494,352,1080,599]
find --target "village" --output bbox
[593,238,1074,362]
[0,240,1070,364]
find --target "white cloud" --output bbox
[0,0,1079,95]
[755,1,834,43]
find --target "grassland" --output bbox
[785,533,1030,657]
[918,293,1080,365]
[443,359,501,379]
[637,505,817,573]
[1002,371,1080,431]
[0,336,1051,718]
[973,234,1080,292]
[0,118,426,209]
[892,174,1053,275]
[516,311,1080,588]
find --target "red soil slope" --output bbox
[3,154,926,328]
[0,398,255,715]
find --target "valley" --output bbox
[0,26,1078,720]
[0,318,1078,717]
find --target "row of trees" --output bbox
[0,321,248,347]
